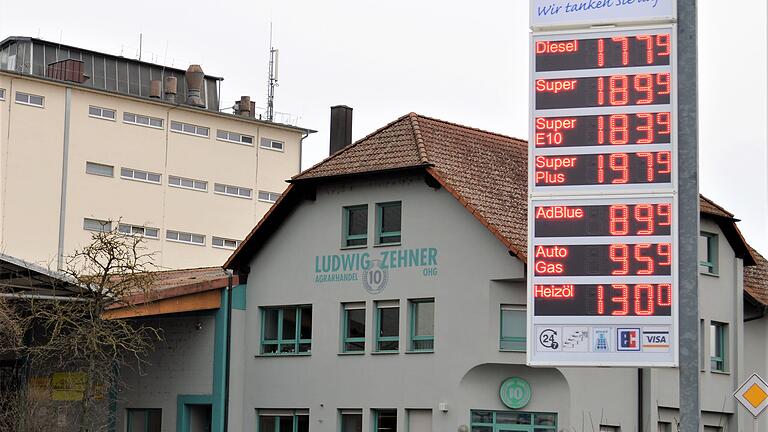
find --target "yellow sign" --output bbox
[735,373,768,417]
[51,372,87,401]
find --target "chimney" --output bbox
[164,76,178,103]
[329,105,353,155]
[149,80,162,98]
[236,96,251,117]
[185,65,205,107]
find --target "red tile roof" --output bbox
[111,267,236,308]
[746,246,768,305]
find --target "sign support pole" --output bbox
[677,0,700,432]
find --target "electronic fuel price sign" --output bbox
[528,27,678,367]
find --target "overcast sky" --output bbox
[1,1,766,254]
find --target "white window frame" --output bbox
[212,236,241,250]
[83,218,111,232]
[214,183,252,199]
[123,112,164,129]
[88,105,116,121]
[14,91,44,108]
[260,138,285,152]
[120,167,162,185]
[168,175,208,192]
[0,88,6,101]
[216,129,254,146]
[118,223,159,239]
[257,190,281,203]
[85,161,114,177]
[166,230,205,246]
[170,121,210,138]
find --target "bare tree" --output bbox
[0,222,163,431]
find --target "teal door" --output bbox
[470,410,557,432]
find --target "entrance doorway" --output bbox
[188,404,212,432]
[469,411,557,432]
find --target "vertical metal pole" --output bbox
[678,1,700,432]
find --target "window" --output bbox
[15,91,44,107]
[600,426,620,432]
[375,301,399,352]
[166,230,205,246]
[216,129,254,145]
[260,137,284,151]
[258,190,281,203]
[214,183,252,199]
[343,205,368,247]
[409,299,434,352]
[373,410,397,432]
[126,408,161,432]
[171,120,209,138]
[257,410,309,432]
[0,88,6,100]
[121,167,161,184]
[85,161,114,177]
[118,223,159,239]
[699,232,718,274]
[212,236,240,250]
[658,422,672,432]
[339,409,362,432]
[376,202,402,245]
[406,409,432,432]
[88,105,116,120]
[169,175,207,192]
[342,303,366,353]
[84,218,111,232]
[471,411,557,432]
[123,112,163,129]
[500,305,526,351]
[261,306,312,355]
[710,321,727,372]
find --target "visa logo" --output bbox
[645,334,668,344]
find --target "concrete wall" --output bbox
[0,71,304,269]
[117,313,216,432]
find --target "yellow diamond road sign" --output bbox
[735,373,768,417]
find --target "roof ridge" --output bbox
[408,113,430,163]
[292,113,413,180]
[412,112,528,144]
[700,193,735,218]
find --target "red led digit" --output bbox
[656,34,671,57]
[597,76,605,105]
[597,285,605,314]
[657,283,672,307]
[656,72,671,95]
[634,74,654,104]
[657,151,671,174]
[609,244,629,275]
[657,203,672,226]
[657,243,672,266]
[611,37,629,65]
[634,243,654,275]
[636,113,654,144]
[597,38,605,67]
[609,114,629,144]
[634,284,654,315]
[611,284,629,316]
[657,112,671,136]
[636,35,654,64]
[609,75,629,105]
[637,152,655,181]
[597,154,605,183]
[609,153,629,183]
[609,205,629,235]
[634,204,654,235]
[597,115,605,144]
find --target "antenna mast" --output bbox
[266,23,279,122]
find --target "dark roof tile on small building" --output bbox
[745,246,768,305]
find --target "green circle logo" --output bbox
[500,377,531,409]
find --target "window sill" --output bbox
[169,184,208,193]
[255,353,311,358]
[371,351,399,355]
[405,350,433,354]
[341,244,368,251]
[123,121,164,130]
[700,271,719,277]
[710,369,730,375]
[374,242,402,248]
[88,114,116,121]
[15,101,44,108]
[166,239,205,247]
[171,129,210,139]
[260,145,285,153]
[338,351,365,356]
[217,137,254,146]
[214,191,253,200]
[499,349,526,353]
[120,176,162,186]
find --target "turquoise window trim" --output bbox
[260,305,312,355]
[699,232,719,275]
[371,409,397,432]
[342,306,366,353]
[343,205,368,248]
[710,321,728,372]
[232,284,247,310]
[470,410,557,432]
[375,304,399,353]
[408,299,434,352]
[176,394,212,432]
[500,305,526,352]
[256,410,308,432]
[375,201,402,245]
[212,289,229,432]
